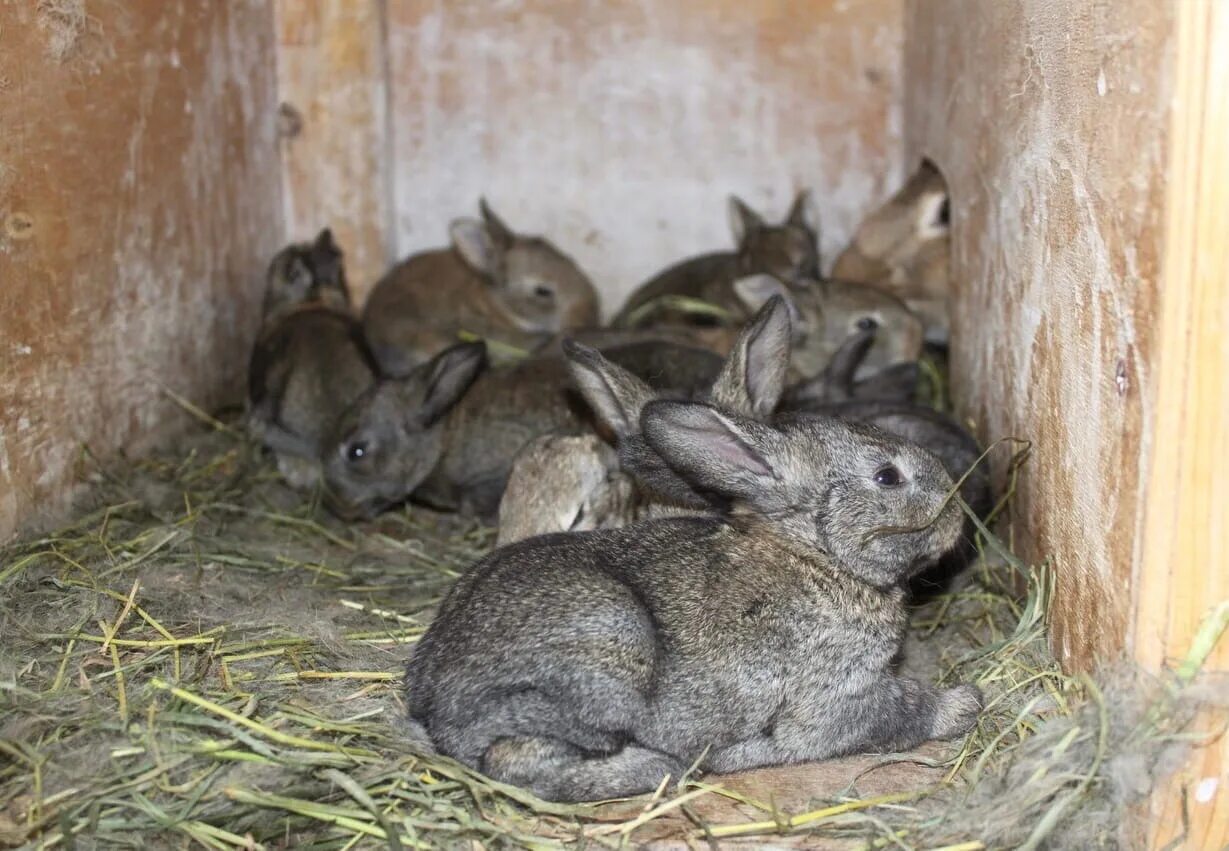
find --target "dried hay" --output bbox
[0,404,1222,850]
[35,0,103,65]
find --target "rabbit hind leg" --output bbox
[483,736,684,803]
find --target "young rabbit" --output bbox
[404,399,982,802]
[248,230,378,488]
[322,340,724,520]
[783,326,921,407]
[612,191,819,330]
[361,200,600,376]
[496,434,638,546]
[832,160,951,343]
[731,273,924,381]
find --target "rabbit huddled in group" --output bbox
[612,192,820,331]
[404,393,982,802]
[832,160,952,343]
[362,200,600,376]
[496,297,794,543]
[730,272,924,381]
[322,339,724,520]
[247,229,379,488]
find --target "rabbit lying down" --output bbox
[405,398,983,802]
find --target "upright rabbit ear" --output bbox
[418,341,488,426]
[728,195,765,245]
[786,189,818,235]
[563,340,656,439]
[450,217,502,277]
[478,198,516,247]
[641,401,780,505]
[313,227,341,257]
[709,295,792,420]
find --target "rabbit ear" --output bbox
[563,340,656,439]
[709,295,792,420]
[855,361,921,402]
[732,274,802,326]
[786,189,818,235]
[478,198,516,247]
[418,341,488,426]
[641,401,780,505]
[728,195,765,245]
[450,217,503,277]
[313,227,341,257]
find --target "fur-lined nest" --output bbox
[0,403,1216,850]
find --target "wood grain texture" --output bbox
[384,0,905,315]
[0,1,283,541]
[904,0,1173,671]
[274,0,394,293]
[1135,0,1229,845]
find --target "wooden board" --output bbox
[273,0,393,295]
[1134,0,1229,844]
[0,2,283,541]
[903,0,1171,670]
[384,0,906,314]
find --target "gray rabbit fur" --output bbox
[248,229,379,488]
[404,394,982,802]
[321,339,723,520]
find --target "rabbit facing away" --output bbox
[322,340,724,520]
[404,399,982,802]
[496,434,638,546]
[362,200,600,376]
[832,159,951,343]
[248,230,378,489]
[612,191,819,330]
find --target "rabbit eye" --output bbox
[873,465,903,487]
[532,284,555,300]
[937,197,950,227]
[856,316,879,332]
[345,441,369,462]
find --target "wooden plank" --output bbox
[1134,0,1229,845]
[0,2,283,541]
[384,0,906,316]
[273,0,393,299]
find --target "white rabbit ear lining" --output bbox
[450,218,502,278]
[915,191,950,240]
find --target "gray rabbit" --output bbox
[248,230,378,488]
[404,397,982,802]
[321,340,723,520]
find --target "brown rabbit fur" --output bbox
[612,191,819,330]
[362,200,600,376]
[248,230,378,489]
[832,159,952,342]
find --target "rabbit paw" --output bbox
[931,684,983,740]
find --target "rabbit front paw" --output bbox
[931,684,983,740]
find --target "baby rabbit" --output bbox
[322,340,724,520]
[248,230,378,488]
[783,326,921,407]
[496,434,638,546]
[832,160,951,343]
[404,398,982,802]
[362,200,600,376]
[496,298,793,543]
[731,273,924,381]
[612,191,819,330]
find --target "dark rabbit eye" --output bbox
[533,285,555,300]
[345,440,369,462]
[937,198,950,227]
[873,465,903,487]
[856,316,879,332]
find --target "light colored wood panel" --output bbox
[274,0,393,297]
[385,0,905,315]
[1136,0,1229,845]
[904,0,1172,670]
[0,2,283,542]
